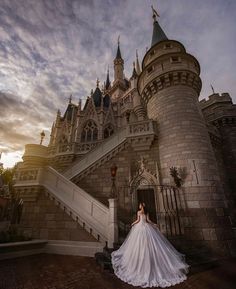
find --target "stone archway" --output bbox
[129,158,162,223]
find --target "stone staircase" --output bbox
[63,120,157,182]
[14,119,157,256]
[14,166,118,247]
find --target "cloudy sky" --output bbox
[0,0,235,168]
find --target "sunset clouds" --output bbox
[0,0,235,167]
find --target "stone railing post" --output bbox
[108,198,118,248]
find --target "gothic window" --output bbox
[170,56,181,63]
[147,66,153,74]
[81,120,98,142]
[104,124,114,139]
[164,43,172,49]
[59,135,68,144]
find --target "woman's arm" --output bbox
[131,212,140,226]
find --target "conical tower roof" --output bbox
[151,6,168,47]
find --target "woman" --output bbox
[111,203,189,288]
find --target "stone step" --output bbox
[45,240,104,257]
[0,239,48,260]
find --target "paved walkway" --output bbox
[0,254,235,289]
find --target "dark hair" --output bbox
[138,202,148,215]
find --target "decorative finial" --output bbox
[96,78,100,87]
[136,49,141,75]
[91,89,93,95]
[68,94,72,104]
[133,61,135,68]
[78,98,82,108]
[118,35,120,46]
[151,5,160,23]
[210,84,215,94]
[40,130,45,145]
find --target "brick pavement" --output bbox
[0,254,236,289]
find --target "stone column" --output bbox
[108,198,118,248]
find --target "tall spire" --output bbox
[131,61,138,79]
[114,35,124,82]
[116,35,122,59]
[105,66,111,90]
[136,50,141,75]
[151,5,168,47]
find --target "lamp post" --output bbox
[110,163,118,198]
[40,130,45,145]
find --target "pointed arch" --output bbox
[81,120,98,142]
[103,123,114,139]
[130,168,158,191]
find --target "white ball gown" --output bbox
[111,212,189,288]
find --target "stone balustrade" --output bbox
[48,141,102,156]
[14,168,42,185]
[14,166,118,247]
[128,119,155,135]
[64,119,157,180]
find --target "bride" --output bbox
[111,203,189,288]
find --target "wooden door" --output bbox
[137,189,157,223]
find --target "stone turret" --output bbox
[111,38,127,100]
[113,38,124,82]
[138,9,235,256]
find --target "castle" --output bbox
[14,9,236,260]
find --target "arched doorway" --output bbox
[137,188,157,223]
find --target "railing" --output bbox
[43,167,109,241]
[117,184,182,238]
[64,120,157,180]
[14,167,118,247]
[13,168,41,185]
[48,141,102,156]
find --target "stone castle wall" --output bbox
[78,140,160,221]
[18,188,96,242]
[77,137,236,256]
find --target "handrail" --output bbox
[42,167,109,241]
[14,167,111,243]
[63,126,128,179]
[63,120,156,180]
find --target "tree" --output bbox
[0,167,16,195]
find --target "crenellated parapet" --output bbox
[140,70,202,105]
[200,93,236,127]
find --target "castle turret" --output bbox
[111,38,127,100]
[138,8,235,256]
[114,38,124,82]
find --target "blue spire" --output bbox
[151,6,168,47]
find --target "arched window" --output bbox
[104,124,114,139]
[58,135,69,152]
[81,120,98,142]
[59,135,68,144]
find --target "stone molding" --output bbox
[140,70,202,105]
